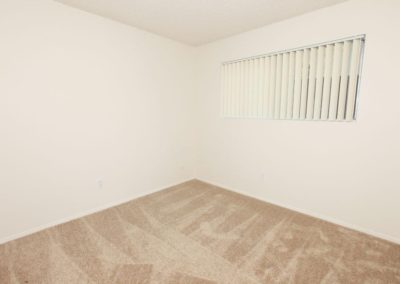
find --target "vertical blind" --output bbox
[220,35,365,121]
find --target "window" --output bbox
[220,35,365,121]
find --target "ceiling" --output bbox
[55,0,349,46]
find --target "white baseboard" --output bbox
[197,178,400,245]
[3,177,399,246]
[0,178,195,245]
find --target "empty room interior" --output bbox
[1,0,400,283]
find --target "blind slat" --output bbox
[243,60,249,116]
[257,58,264,117]
[328,43,344,120]
[232,62,238,117]
[274,54,283,119]
[226,63,233,116]
[262,57,270,117]
[337,41,352,120]
[292,50,303,120]
[280,53,290,119]
[346,39,362,121]
[286,52,296,119]
[306,47,318,120]
[320,44,334,120]
[268,55,277,119]
[299,49,310,119]
[313,46,326,119]
[238,61,245,117]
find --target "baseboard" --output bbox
[196,178,400,245]
[3,177,399,246]
[0,178,195,245]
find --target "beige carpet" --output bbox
[1,180,400,283]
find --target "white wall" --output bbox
[0,0,196,242]
[196,0,400,243]
[1,0,399,245]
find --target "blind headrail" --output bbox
[222,34,366,65]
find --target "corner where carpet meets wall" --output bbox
[1,180,399,283]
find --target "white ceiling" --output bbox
[55,0,349,46]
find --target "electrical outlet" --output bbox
[96,178,103,189]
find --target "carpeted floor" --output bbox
[1,180,400,283]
